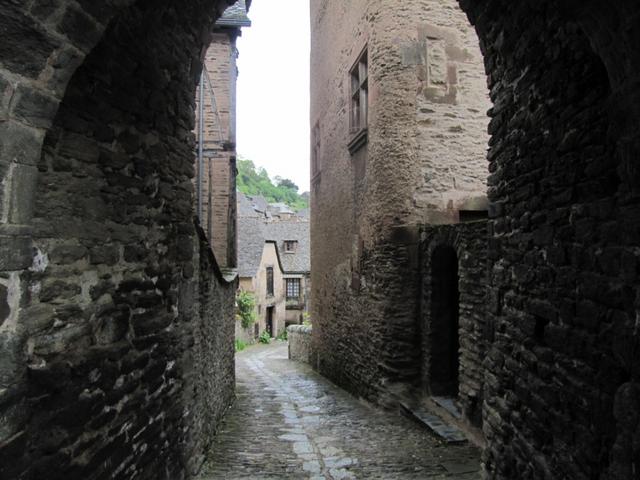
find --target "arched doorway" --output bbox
[428,245,460,397]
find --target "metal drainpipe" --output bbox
[197,69,205,221]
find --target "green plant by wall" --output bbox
[276,329,288,342]
[237,290,257,329]
[259,330,271,344]
[302,312,312,327]
[235,339,247,352]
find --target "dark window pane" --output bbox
[266,267,274,296]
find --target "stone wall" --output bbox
[459,1,640,478]
[420,221,488,428]
[0,0,237,479]
[313,0,640,477]
[199,153,236,267]
[195,30,238,267]
[310,0,488,407]
[189,225,236,475]
[287,325,313,364]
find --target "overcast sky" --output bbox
[236,0,311,192]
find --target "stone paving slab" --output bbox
[198,342,481,479]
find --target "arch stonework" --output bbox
[0,1,236,479]
[458,1,640,478]
[1,0,640,478]
[420,222,488,429]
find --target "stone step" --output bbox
[399,400,468,444]
[432,395,463,420]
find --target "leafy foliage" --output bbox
[237,290,257,329]
[235,339,248,352]
[236,158,309,211]
[259,330,271,344]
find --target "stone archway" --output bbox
[420,223,487,429]
[1,0,640,479]
[457,1,640,478]
[0,1,237,479]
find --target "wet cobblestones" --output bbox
[198,343,481,479]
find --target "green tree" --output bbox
[236,290,257,329]
[236,157,309,211]
[277,178,299,192]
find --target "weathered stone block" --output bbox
[0,4,59,78]
[131,311,173,337]
[288,325,313,364]
[57,6,102,53]
[7,163,38,225]
[30,324,90,356]
[0,235,31,271]
[39,279,81,303]
[0,73,12,121]
[0,284,9,327]
[88,245,119,265]
[95,313,128,345]
[30,0,62,22]
[50,244,87,265]
[46,47,84,97]
[20,304,55,333]
[0,121,44,166]
[0,333,23,411]
[11,86,59,129]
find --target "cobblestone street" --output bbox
[198,342,480,479]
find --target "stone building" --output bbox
[237,193,311,340]
[194,0,251,268]
[265,220,311,327]
[1,0,640,479]
[311,0,640,478]
[237,216,286,341]
[310,0,490,432]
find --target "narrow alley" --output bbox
[198,343,480,479]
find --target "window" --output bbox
[348,47,368,153]
[312,122,321,177]
[266,267,274,296]
[286,278,301,300]
[284,240,298,253]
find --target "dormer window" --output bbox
[284,240,298,253]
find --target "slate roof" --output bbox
[251,195,269,214]
[237,191,261,217]
[237,191,310,277]
[268,203,295,216]
[237,217,266,277]
[264,221,310,274]
[216,0,251,28]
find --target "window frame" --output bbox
[284,240,298,253]
[266,266,274,296]
[348,46,368,154]
[286,278,301,300]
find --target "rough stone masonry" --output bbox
[311,0,640,479]
[1,0,640,480]
[0,1,237,479]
